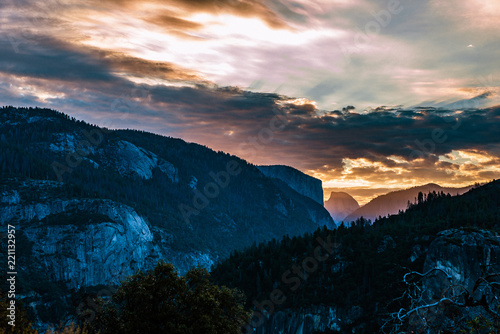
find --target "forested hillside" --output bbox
[0,106,332,256]
[0,106,333,326]
[212,180,500,332]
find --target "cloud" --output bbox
[0,38,113,82]
[3,0,500,111]
[0,32,210,86]
[99,51,209,84]
[1,47,499,196]
[148,14,203,32]
[95,0,290,29]
[1,0,500,202]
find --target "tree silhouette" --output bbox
[85,261,250,334]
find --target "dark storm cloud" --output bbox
[0,38,114,82]
[0,35,207,86]
[40,63,484,176]
[1,30,498,172]
[155,94,500,173]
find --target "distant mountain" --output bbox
[324,191,359,223]
[344,183,473,222]
[257,165,324,205]
[0,106,333,325]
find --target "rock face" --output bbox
[324,191,359,223]
[345,183,472,222]
[48,134,179,182]
[0,180,212,290]
[252,305,363,334]
[257,165,324,205]
[24,201,156,289]
[424,228,500,296]
[415,229,500,332]
[104,140,178,182]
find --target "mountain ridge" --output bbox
[344,183,473,222]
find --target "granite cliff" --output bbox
[257,165,324,205]
[414,228,500,332]
[324,191,359,223]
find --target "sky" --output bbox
[1,0,500,205]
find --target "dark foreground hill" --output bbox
[212,180,500,333]
[0,106,332,326]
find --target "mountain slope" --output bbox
[324,191,359,223]
[212,179,500,333]
[0,107,333,263]
[0,106,333,325]
[345,183,473,222]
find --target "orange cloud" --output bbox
[93,0,290,29]
[98,51,209,84]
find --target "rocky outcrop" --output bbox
[0,180,213,290]
[252,230,500,334]
[257,165,324,205]
[412,229,500,332]
[24,201,156,289]
[324,191,359,223]
[423,228,500,296]
[105,140,178,182]
[48,134,178,182]
[252,305,363,334]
